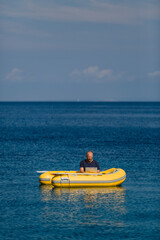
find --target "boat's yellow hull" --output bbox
[39,168,126,187]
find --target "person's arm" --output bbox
[96,161,100,173]
[80,167,85,173]
[80,161,85,173]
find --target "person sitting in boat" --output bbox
[80,151,100,173]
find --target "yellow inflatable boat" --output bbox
[38,168,126,187]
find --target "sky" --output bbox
[0,0,160,101]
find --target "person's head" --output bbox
[86,151,93,162]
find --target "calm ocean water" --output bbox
[0,102,160,240]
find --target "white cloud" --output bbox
[5,68,23,81]
[82,66,112,79]
[71,66,123,82]
[83,66,99,75]
[148,71,160,77]
[97,69,113,79]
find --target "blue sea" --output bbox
[0,102,160,240]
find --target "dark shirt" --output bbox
[80,159,100,171]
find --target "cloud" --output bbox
[1,0,160,24]
[71,66,123,82]
[148,71,160,78]
[82,66,112,79]
[5,68,23,81]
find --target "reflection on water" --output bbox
[39,186,126,228]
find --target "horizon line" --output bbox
[0,100,160,103]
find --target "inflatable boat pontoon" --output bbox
[37,168,126,187]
